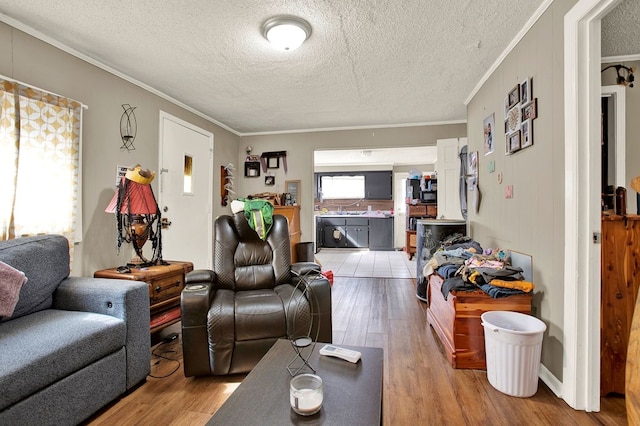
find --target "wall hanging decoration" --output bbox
[265,175,275,186]
[504,77,538,154]
[120,104,137,151]
[260,151,288,173]
[285,180,300,206]
[244,146,261,177]
[467,151,480,213]
[483,113,495,155]
[221,163,235,206]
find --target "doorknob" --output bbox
[161,217,172,229]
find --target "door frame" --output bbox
[158,111,214,268]
[563,0,621,411]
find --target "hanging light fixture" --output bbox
[262,15,311,51]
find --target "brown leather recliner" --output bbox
[180,212,332,377]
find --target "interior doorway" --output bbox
[564,0,625,412]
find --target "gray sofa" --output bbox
[0,235,150,425]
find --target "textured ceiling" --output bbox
[0,1,636,135]
[602,0,640,59]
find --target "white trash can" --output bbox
[481,311,546,398]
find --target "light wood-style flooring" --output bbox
[86,277,626,425]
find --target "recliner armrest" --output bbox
[290,266,333,344]
[291,262,321,276]
[185,269,216,285]
[181,270,216,377]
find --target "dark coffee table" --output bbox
[207,339,383,425]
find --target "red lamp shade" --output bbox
[105,178,158,215]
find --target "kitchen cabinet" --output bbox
[345,219,369,248]
[369,218,394,250]
[365,171,393,200]
[317,216,392,250]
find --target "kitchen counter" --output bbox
[316,212,393,218]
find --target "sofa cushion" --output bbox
[0,235,70,321]
[0,309,126,411]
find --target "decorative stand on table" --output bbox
[286,269,321,376]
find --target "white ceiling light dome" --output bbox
[262,15,311,51]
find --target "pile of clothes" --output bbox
[423,234,534,300]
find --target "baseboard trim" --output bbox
[540,364,563,398]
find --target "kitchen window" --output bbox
[320,175,365,199]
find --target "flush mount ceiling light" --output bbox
[262,15,311,51]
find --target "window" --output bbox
[183,154,193,194]
[0,79,82,242]
[320,175,365,199]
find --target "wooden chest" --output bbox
[94,261,193,333]
[426,273,532,369]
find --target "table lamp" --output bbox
[105,165,163,267]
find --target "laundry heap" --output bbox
[423,234,534,300]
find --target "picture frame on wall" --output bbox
[521,98,537,121]
[265,175,275,186]
[506,104,521,134]
[507,84,520,108]
[506,130,521,155]
[521,119,533,149]
[520,77,532,104]
[483,113,495,155]
[285,180,300,206]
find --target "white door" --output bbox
[436,138,465,220]
[159,112,213,269]
[394,172,408,248]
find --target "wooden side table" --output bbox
[94,261,193,334]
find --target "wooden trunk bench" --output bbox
[426,273,533,370]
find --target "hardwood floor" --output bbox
[86,277,626,425]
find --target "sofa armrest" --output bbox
[53,277,150,389]
[181,270,216,377]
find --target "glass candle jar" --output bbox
[290,374,323,416]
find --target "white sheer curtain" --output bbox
[0,79,82,246]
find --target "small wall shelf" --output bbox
[245,161,261,177]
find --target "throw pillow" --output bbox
[0,260,28,317]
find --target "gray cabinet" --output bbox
[369,218,394,250]
[365,171,393,200]
[321,218,346,248]
[318,216,392,250]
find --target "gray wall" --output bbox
[466,1,576,380]
[602,59,640,214]
[240,125,466,242]
[0,23,240,276]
